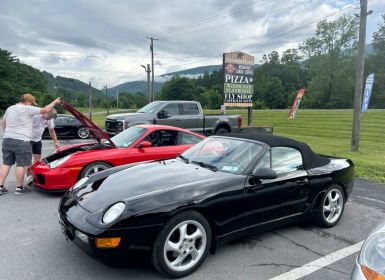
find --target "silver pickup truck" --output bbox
[105,100,242,136]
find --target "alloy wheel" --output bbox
[323,188,344,224]
[163,220,207,272]
[83,164,109,176]
[77,127,89,139]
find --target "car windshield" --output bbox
[181,137,263,174]
[138,101,164,113]
[110,127,147,148]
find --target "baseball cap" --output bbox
[20,93,37,105]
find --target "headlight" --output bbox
[102,202,125,224]
[358,231,385,279]
[49,155,71,169]
[71,177,89,191]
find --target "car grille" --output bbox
[105,119,123,134]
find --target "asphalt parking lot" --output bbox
[0,137,384,280]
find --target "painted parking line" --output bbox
[268,240,364,280]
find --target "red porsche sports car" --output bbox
[31,101,205,191]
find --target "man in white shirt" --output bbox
[0,93,61,195]
[31,109,59,163]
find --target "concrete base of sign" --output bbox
[240,126,273,135]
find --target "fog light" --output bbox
[95,237,121,248]
[74,230,89,244]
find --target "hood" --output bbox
[55,142,95,153]
[107,112,138,119]
[106,112,151,120]
[75,159,227,212]
[60,100,116,147]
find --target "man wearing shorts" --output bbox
[31,109,59,163]
[26,110,59,185]
[0,94,61,195]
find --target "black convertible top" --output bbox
[223,133,330,169]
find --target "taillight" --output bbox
[238,116,243,128]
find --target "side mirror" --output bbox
[158,110,170,119]
[137,141,152,148]
[253,168,277,179]
[158,110,165,119]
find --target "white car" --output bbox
[351,221,385,279]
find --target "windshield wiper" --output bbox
[177,155,190,164]
[191,161,217,171]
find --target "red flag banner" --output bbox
[288,88,305,119]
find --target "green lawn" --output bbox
[86,108,385,184]
[210,109,385,184]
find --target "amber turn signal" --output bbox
[361,265,385,280]
[95,237,121,248]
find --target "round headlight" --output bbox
[72,177,89,191]
[102,202,126,224]
[359,232,385,277]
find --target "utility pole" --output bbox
[104,85,110,115]
[141,64,151,103]
[146,36,158,102]
[88,81,92,120]
[351,0,369,151]
[116,88,118,109]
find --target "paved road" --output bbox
[0,138,384,280]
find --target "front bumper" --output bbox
[351,258,365,279]
[58,193,163,264]
[31,162,80,191]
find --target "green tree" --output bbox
[160,76,197,100]
[300,15,358,108]
[366,14,385,108]
[0,49,47,113]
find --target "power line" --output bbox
[156,5,354,71]
[239,5,354,51]
[158,1,307,40]
[154,0,270,38]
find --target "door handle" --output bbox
[296,178,308,186]
[175,118,182,121]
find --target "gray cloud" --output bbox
[0,0,383,87]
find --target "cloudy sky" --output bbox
[0,0,384,88]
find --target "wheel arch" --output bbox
[77,160,114,180]
[214,122,231,134]
[165,205,218,253]
[310,181,347,212]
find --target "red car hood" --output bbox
[55,142,95,153]
[60,101,116,147]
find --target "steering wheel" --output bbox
[145,132,162,147]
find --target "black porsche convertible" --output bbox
[58,134,354,277]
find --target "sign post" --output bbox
[223,52,254,126]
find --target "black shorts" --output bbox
[2,138,32,167]
[30,140,42,155]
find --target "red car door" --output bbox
[128,144,193,163]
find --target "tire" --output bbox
[214,127,229,135]
[77,127,90,139]
[315,185,345,228]
[152,211,212,278]
[79,162,112,178]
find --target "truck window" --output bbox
[182,103,199,115]
[163,104,180,117]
